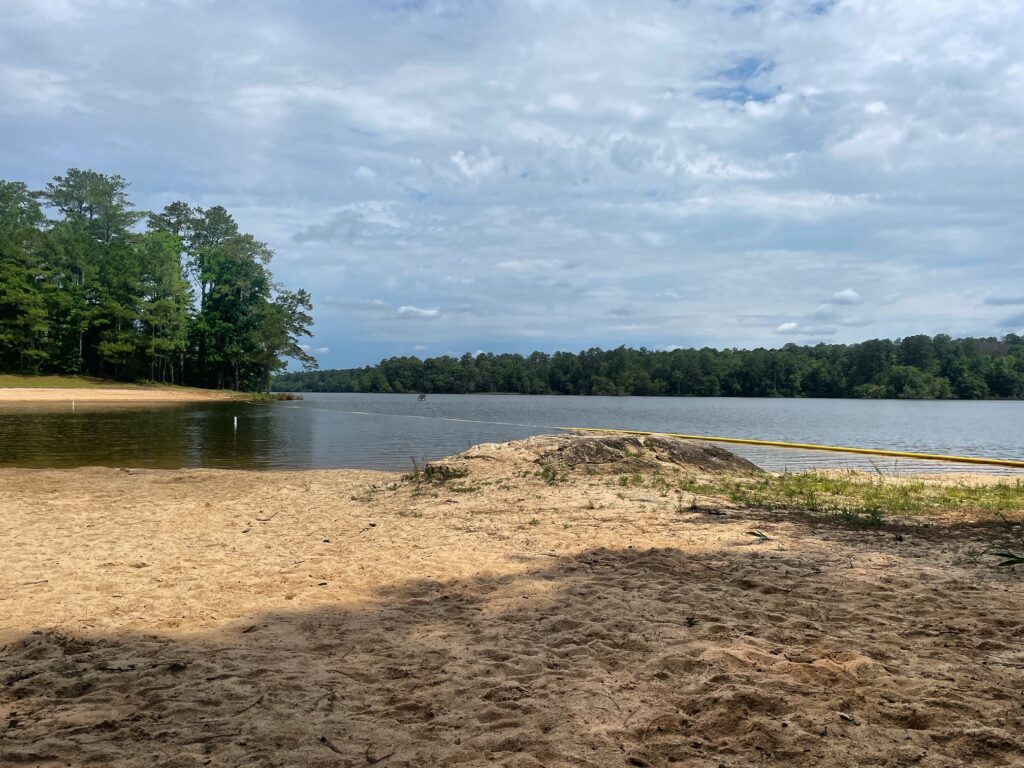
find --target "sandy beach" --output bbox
[1,435,1022,767]
[0,386,236,403]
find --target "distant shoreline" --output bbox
[274,335,1024,400]
[277,390,1024,402]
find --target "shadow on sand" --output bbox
[2,544,1022,767]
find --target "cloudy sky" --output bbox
[3,0,1023,367]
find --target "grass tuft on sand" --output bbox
[680,470,1024,525]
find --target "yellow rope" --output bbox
[562,427,1024,469]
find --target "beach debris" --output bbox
[319,735,344,755]
[232,694,264,717]
[984,543,1024,567]
[366,746,396,764]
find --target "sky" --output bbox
[2,0,1023,368]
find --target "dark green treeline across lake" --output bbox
[0,169,316,390]
[274,335,1024,400]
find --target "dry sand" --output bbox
[1,435,1022,767]
[0,387,235,402]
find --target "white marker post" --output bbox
[234,416,238,431]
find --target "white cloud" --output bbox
[830,123,909,163]
[0,67,81,113]
[397,305,441,318]
[832,289,863,305]
[451,146,502,178]
[496,258,564,272]
[775,322,837,336]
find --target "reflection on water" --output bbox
[1,393,1022,474]
[0,401,313,470]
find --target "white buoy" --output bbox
[234,416,238,431]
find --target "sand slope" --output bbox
[1,438,1022,767]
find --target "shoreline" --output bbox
[0,386,238,402]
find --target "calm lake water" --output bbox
[1,393,1022,474]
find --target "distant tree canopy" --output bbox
[0,169,317,390]
[273,335,1024,400]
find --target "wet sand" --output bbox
[1,437,1022,767]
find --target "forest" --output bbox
[273,335,1024,400]
[0,169,316,391]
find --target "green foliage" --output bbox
[984,545,1024,568]
[538,464,560,485]
[422,464,470,483]
[0,169,317,390]
[274,334,1024,400]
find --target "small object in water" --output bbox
[418,393,426,401]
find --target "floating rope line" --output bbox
[249,400,1024,469]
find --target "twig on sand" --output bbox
[320,735,344,755]
[232,694,264,717]
[310,689,338,713]
[366,747,396,765]
[255,511,278,522]
[19,579,49,587]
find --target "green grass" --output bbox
[679,471,1024,526]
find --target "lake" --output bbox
[1,393,1022,474]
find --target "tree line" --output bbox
[273,334,1024,399]
[0,169,317,390]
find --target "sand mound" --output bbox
[424,432,762,481]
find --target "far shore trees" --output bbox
[275,335,1024,401]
